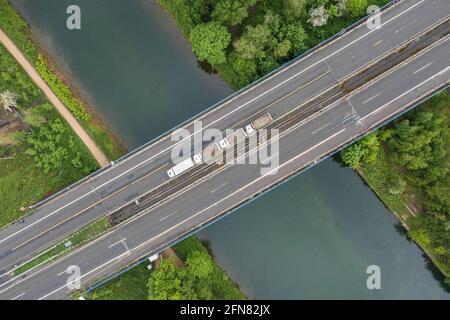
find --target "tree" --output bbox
[388,111,445,171]
[387,174,406,195]
[186,250,213,279]
[234,24,273,60]
[334,0,348,17]
[147,259,187,300]
[211,0,255,26]
[346,0,367,18]
[307,6,329,27]
[341,133,380,168]
[0,90,17,111]
[279,22,308,56]
[283,0,308,21]
[274,39,291,59]
[189,22,231,66]
[341,143,365,169]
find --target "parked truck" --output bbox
[167,113,273,178]
[202,142,222,161]
[244,113,273,135]
[167,157,195,178]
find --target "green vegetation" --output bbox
[35,55,90,120]
[85,263,153,300]
[347,0,369,18]
[0,0,125,161]
[340,91,450,281]
[87,237,245,300]
[157,0,449,288]
[0,0,37,62]
[189,22,231,66]
[150,237,244,299]
[0,0,126,228]
[158,0,389,89]
[13,217,111,275]
[0,42,98,227]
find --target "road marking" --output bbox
[362,93,381,104]
[0,0,426,248]
[210,183,228,194]
[351,47,369,60]
[311,123,330,134]
[25,46,445,296]
[361,65,450,121]
[159,211,178,222]
[36,127,347,300]
[11,292,25,300]
[132,129,346,255]
[57,270,66,277]
[373,40,383,46]
[413,62,432,74]
[394,21,414,34]
[7,163,168,250]
[108,238,127,249]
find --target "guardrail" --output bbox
[27,0,398,212]
[81,82,449,298]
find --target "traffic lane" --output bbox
[0,159,173,274]
[350,36,450,118]
[0,0,442,296]
[0,61,331,264]
[0,60,334,272]
[0,0,429,244]
[0,97,353,300]
[327,0,450,79]
[2,59,447,300]
[23,0,431,203]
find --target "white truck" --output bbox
[167,157,195,178]
[167,113,273,178]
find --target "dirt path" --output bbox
[0,27,109,167]
[154,248,185,268]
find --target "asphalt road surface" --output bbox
[0,0,449,299]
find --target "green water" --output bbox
[11,0,449,299]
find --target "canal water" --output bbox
[11,0,449,299]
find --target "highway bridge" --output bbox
[0,0,449,299]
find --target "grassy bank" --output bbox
[341,91,450,282]
[0,0,126,161]
[0,0,126,228]
[158,0,389,90]
[85,236,245,300]
[0,43,98,226]
[13,216,111,275]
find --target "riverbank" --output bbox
[7,0,448,299]
[157,0,449,287]
[1,0,245,300]
[0,0,126,162]
[0,0,125,227]
[344,91,450,282]
[85,236,245,300]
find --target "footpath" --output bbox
[0,27,109,167]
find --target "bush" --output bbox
[35,55,90,120]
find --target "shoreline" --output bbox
[356,167,449,279]
[31,34,128,159]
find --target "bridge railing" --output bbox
[109,0,398,166]
[28,0,397,212]
[80,81,449,298]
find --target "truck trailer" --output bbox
[167,157,195,178]
[245,113,273,135]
